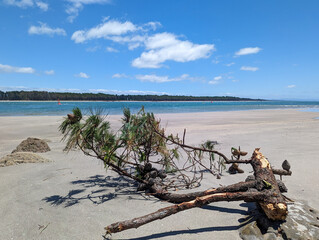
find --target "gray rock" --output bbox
[276,180,288,193]
[144,162,152,172]
[149,170,158,179]
[239,201,319,240]
[158,170,167,179]
[282,160,291,171]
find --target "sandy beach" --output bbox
[0,109,319,240]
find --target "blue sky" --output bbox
[0,0,318,100]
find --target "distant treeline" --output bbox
[0,91,263,101]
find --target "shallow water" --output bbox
[0,100,319,116]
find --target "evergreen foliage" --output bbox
[0,90,262,101]
[59,107,229,190]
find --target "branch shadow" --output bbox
[104,217,255,240]
[42,175,141,207]
[103,202,257,240]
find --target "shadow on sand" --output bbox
[103,203,256,240]
[42,175,142,207]
[43,175,256,239]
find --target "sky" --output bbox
[0,0,318,100]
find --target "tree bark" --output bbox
[150,180,256,203]
[250,149,288,220]
[272,168,292,176]
[105,191,267,234]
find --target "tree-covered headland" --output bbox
[0,90,263,101]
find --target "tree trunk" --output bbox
[250,148,288,220]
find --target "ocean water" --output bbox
[0,101,319,116]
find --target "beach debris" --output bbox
[0,152,49,167]
[59,107,294,236]
[12,137,50,153]
[104,149,290,234]
[39,222,51,234]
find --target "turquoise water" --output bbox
[0,101,319,116]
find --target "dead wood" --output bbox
[250,149,288,220]
[272,168,292,176]
[150,180,257,203]
[105,149,289,235]
[105,191,268,234]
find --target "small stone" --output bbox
[158,170,167,179]
[144,162,152,172]
[276,179,288,193]
[228,165,237,174]
[282,160,291,171]
[148,178,155,186]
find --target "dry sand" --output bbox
[0,109,318,240]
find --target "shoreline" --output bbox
[0,107,319,117]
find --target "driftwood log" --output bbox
[105,148,290,234]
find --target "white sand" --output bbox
[0,109,318,240]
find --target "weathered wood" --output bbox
[105,191,267,234]
[104,149,288,235]
[250,149,288,220]
[272,168,292,176]
[150,180,256,203]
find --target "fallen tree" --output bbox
[59,107,292,236]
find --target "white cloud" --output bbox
[106,47,118,52]
[287,85,296,88]
[0,63,35,74]
[135,74,191,83]
[89,89,168,95]
[128,42,141,50]
[240,66,259,71]
[65,0,112,22]
[28,23,66,36]
[44,70,55,75]
[75,72,90,78]
[35,1,48,11]
[208,75,222,85]
[235,47,262,56]
[112,73,129,78]
[4,0,49,11]
[108,35,147,50]
[71,20,137,43]
[141,22,161,31]
[0,86,168,95]
[225,62,235,67]
[132,32,215,68]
